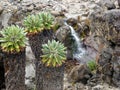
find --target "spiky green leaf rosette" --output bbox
[23,14,43,34]
[38,12,54,30]
[41,40,67,67]
[0,25,28,53]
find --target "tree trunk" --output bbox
[3,51,26,90]
[29,30,54,90]
[42,65,64,90]
[0,59,5,89]
[28,32,45,89]
[29,30,64,90]
[28,30,54,59]
[28,32,43,59]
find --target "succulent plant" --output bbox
[38,12,54,30]
[23,14,43,34]
[0,25,28,53]
[41,40,67,67]
[87,60,97,72]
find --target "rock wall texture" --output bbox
[89,9,120,87]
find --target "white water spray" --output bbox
[64,22,85,60]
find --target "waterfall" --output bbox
[64,22,85,60]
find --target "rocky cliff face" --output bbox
[89,9,120,87]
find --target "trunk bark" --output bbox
[29,30,54,90]
[28,32,45,89]
[28,32,43,59]
[28,30,54,59]
[29,30,64,90]
[3,51,26,90]
[0,59,5,89]
[42,65,64,90]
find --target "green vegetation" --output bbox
[23,12,55,35]
[87,60,97,72]
[0,25,28,53]
[41,40,67,67]
[38,12,54,30]
[23,14,43,34]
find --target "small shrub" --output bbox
[0,25,28,53]
[23,14,43,34]
[41,40,67,67]
[38,12,54,30]
[87,60,97,72]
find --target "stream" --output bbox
[65,22,97,63]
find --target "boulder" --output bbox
[97,47,113,84]
[56,25,70,42]
[25,45,35,90]
[96,0,116,10]
[68,64,92,84]
[56,25,74,59]
[0,0,17,29]
[89,9,120,46]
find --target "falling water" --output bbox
[64,22,85,60]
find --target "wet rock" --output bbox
[77,21,90,39]
[66,17,85,34]
[66,18,78,27]
[56,25,70,42]
[56,24,74,59]
[68,64,92,84]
